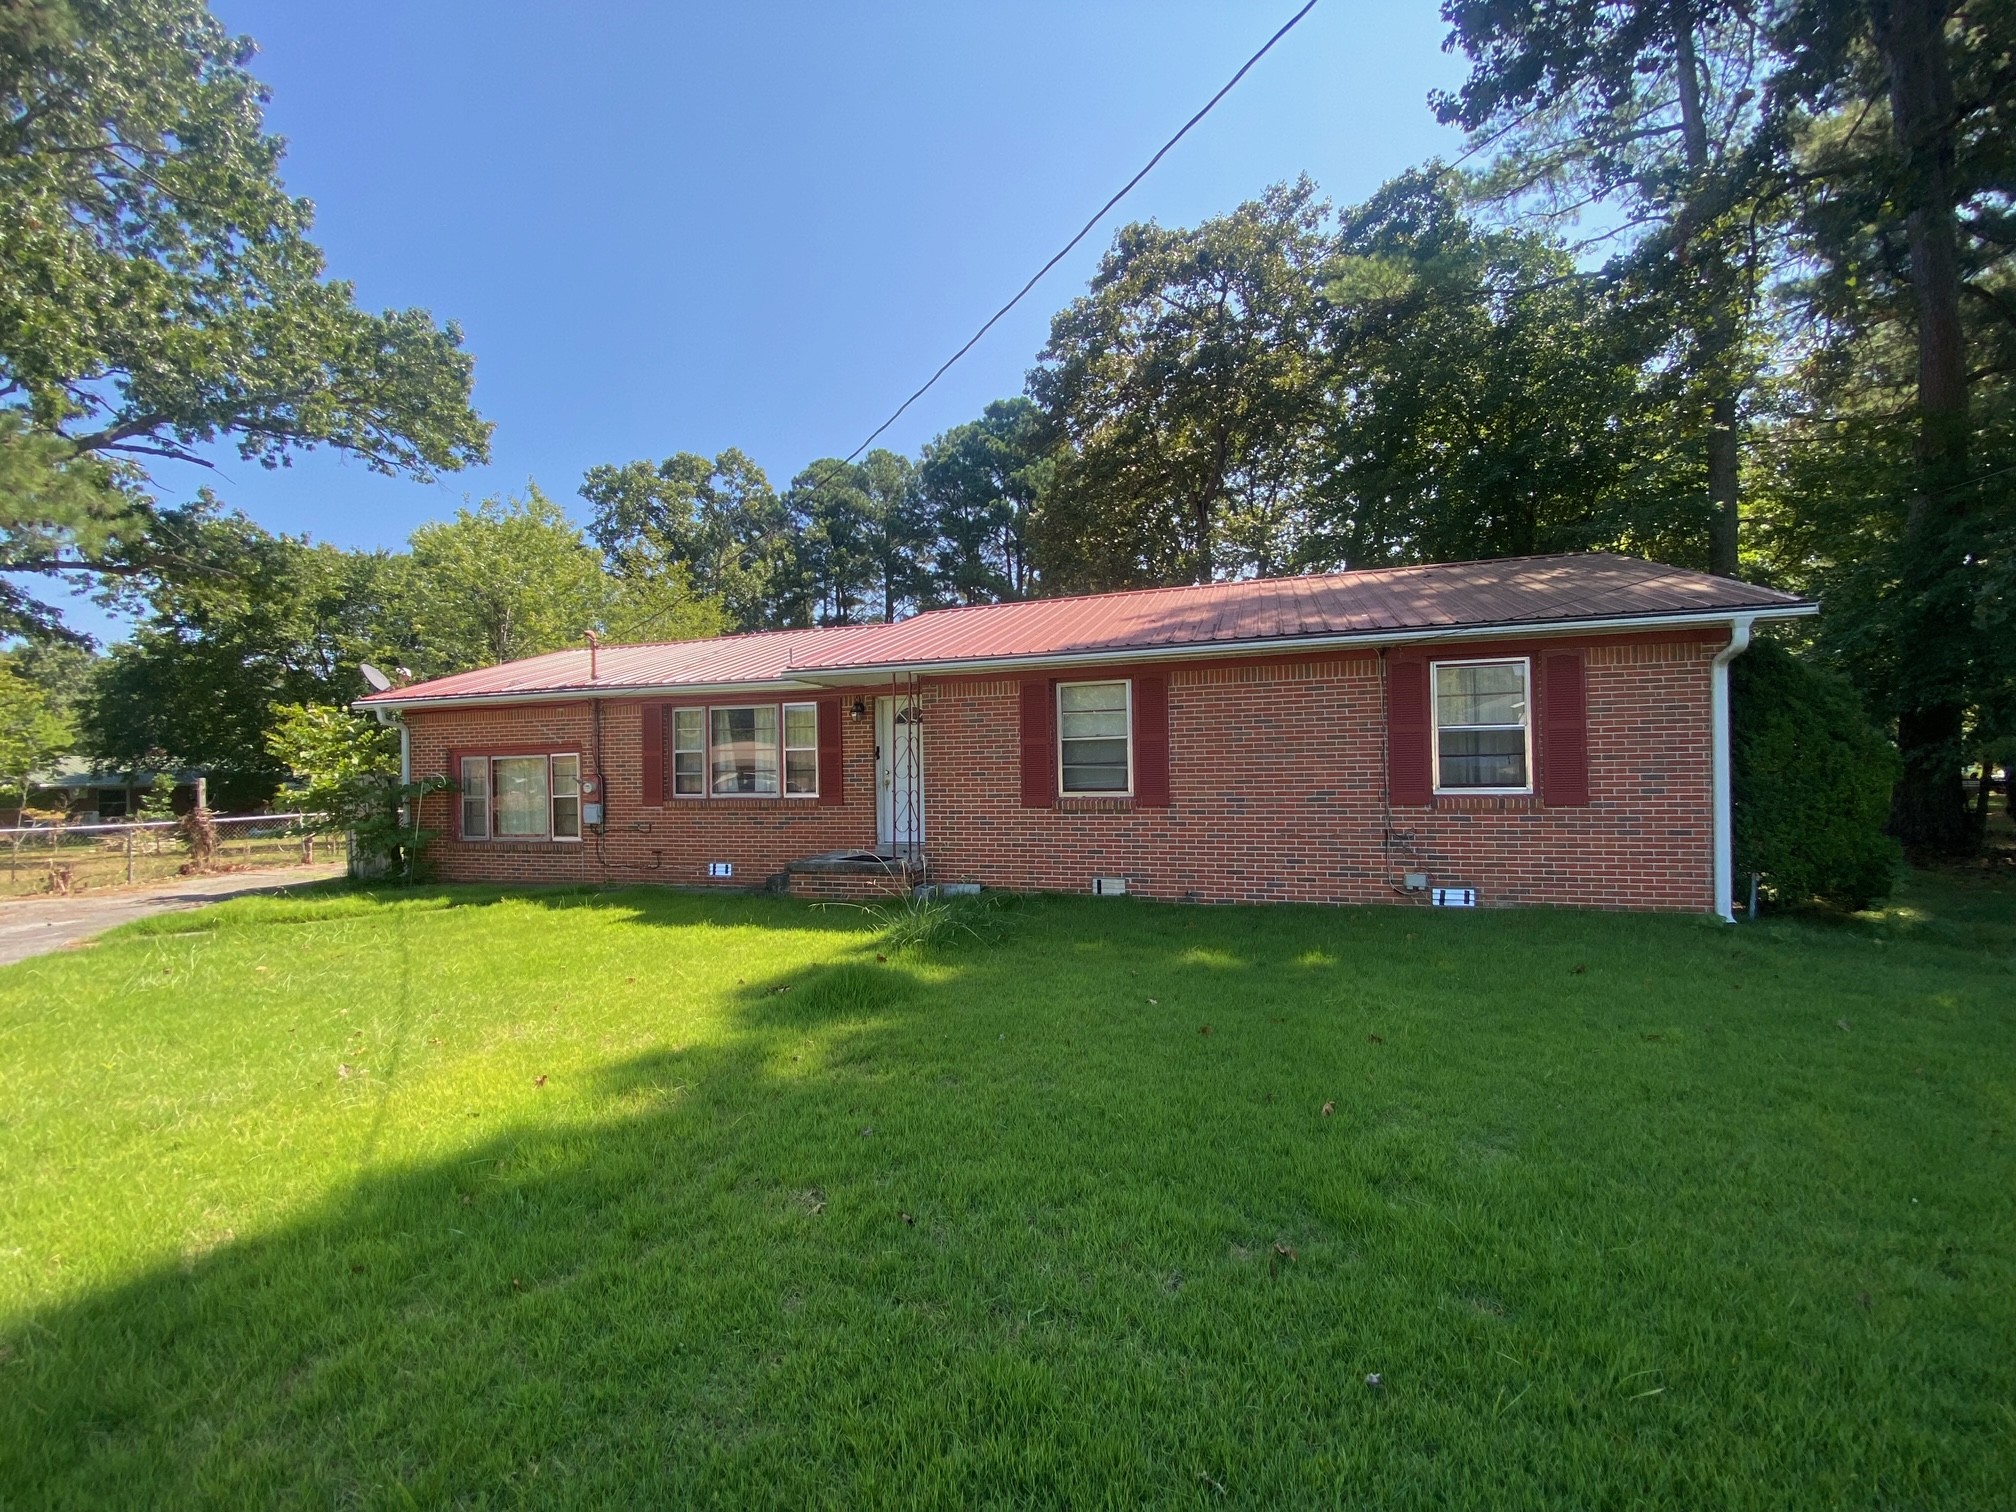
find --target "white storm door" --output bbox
[875,696,924,848]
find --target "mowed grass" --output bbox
[1,871,2011,1509]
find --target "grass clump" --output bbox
[0,871,2010,1507]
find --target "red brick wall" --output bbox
[404,695,884,890]
[401,632,1718,911]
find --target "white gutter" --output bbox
[371,707,410,785]
[356,603,1816,711]
[1710,615,1756,923]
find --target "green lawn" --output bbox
[2,870,2011,1509]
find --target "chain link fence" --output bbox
[0,814,345,899]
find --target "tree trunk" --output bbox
[1707,390,1741,576]
[1671,0,1745,577]
[1874,0,1975,853]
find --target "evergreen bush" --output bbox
[1732,637,1900,910]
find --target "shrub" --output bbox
[266,703,447,882]
[1732,637,1900,911]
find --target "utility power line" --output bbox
[827,0,1321,469]
[618,1,1321,641]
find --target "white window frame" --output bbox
[673,702,821,801]
[458,752,584,842]
[1429,656,1534,796]
[782,701,820,798]
[1056,678,1134,798]
[670,707,706,799]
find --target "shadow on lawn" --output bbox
[1,954,965,1505]
[10,881,2009,1506]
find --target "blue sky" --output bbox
[57,2,1469,638]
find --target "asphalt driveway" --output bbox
[0,866,347,967]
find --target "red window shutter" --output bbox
[1018,677,1054,808]
[1541,651,1590,806]
[640,703,665,805]
[816,697,845,805]
[1387,658,1432,806]
[1132,672,1171,806]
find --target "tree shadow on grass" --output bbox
[6,889,2010,1508]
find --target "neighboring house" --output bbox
[7,760,203,826]
[357,553,1814,917]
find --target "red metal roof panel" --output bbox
[361,554,1810,705]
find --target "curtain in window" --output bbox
[711,707,779,795]
[493,756,551,836]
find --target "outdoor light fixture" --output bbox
[851,699,866,721]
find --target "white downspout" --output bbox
[371,707,410,785]
[1710,616,1755,922]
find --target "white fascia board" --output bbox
[786,603,1819,681]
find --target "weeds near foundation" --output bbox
[855,890,1003,954]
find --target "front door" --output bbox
[875,696,924,850]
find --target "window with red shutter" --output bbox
[1541,652,1590,806]
[1386,658,1432,806]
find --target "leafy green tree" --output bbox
[80,501,392,808]
[916,398,1049,604]
[0,0,488,628]
[580,449,806,631]
[0,658,70,802]
[1029,180,1332,590]
[787,451,931,624]
[600,554,729,645]
[1299,172,1662,567]
[398,490,607,673]
[267,702,446,880]
[1435,0,1780,577]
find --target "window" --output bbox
[458,753,583,841]
[460,757,488,838]
[673,703,820,800]
[671,709,704,796]
[1058,680,1131,795]
[96,788,128,819]
[1432,658,1530,792]
[783,703,818,795]
[711,706,779,795]
[551,755,582,839]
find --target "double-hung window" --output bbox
[1057,680,1132,795]
[459,753,583,840]
[1432,658,1530,793]
[673,702,820,799]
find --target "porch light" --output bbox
[851,699,866,721]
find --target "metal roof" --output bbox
[360,553,1814,707]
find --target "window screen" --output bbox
[672,709,704,796]
[1434,660,1529,790]
[550,754,581,839]
[783,703,818,796]
[1058,681,1131,794]
[461,757,489,839]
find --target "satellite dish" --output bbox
[359,663,393,692]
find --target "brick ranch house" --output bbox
[356,553,1814,917]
